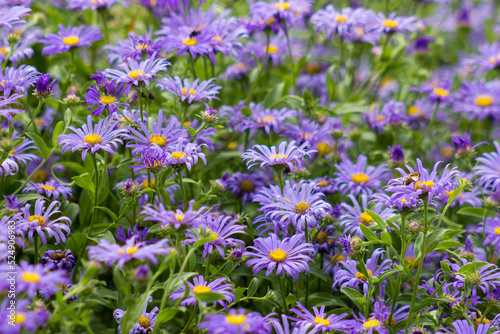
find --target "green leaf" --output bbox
[88,230,115,244]
[285,294,297,306]
[441,261,451,273]
[381,231,392,245]
[26,132,49,158]
[194,292,225,303]
[307,292,347,307]
[52,121,64,145]
[310,264,328,282]
[360,224,380,242]
[156,308,184,325]
[447,186,464,205]
[435,240,463,251]
[73,175,95,195]
[234,287,246,303]
[263,82,284,108]
[57,161,87,175]
[95,206,118,221]
[457,207,490,218]
[247,278,258,298]
[193,236,216,249]
[186,125,197,137]
[340,287,365,310]
[365,209,388,229]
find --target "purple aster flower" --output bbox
[184,214,246,259]
[341,9,381,44]
[131,144,169,173]
[373,12,418,35]
[165,141,207,171]
[410,36,435,54]
[454,262,500,295]
[452,79,500,120]
[389,145,405,164]
[467,42,500,76]
[333,248,392,295]
[142,199,209,230]
[412,79,454,104]
[0,157,18,177]
[311,5,357,40]
[33,73,60,100]
[310,176,338,195]
[16,199,72,245]
[371,301,409,329]
[290,301,350,333]
[84,81,129,116]
[87,235,170,269]
[68,0,128,10]
[0,65,39,97]
[262,180,332,233]
[474,142,500,192]
[250,0,313,25]
[17,261,69,299]
[451,132,482,156]
[237,103,296,136]
[157,76,221,104]
[170,275,235,309]
[114,223,151,244]
[0,93,23,121]
[244,33,288,66]
[283,118,333,148]
[478,217,500,253]
[105,29,162,64]
[244,233,315,280]
[371,191,419,212]
[160,29,213,60]
[385,158,458,205]
[58,115,126,161]
[23,179,73,200]
[40,249,75,270]
[9,137,37,167]
[124,110,187,154]
[90,71,108,88]
[114,296,158,334]
[3,194,25,215]
[350,313,388,334]
[40,24,103,56]
[333,154,390,197]
[436,319,490,334]
[199,308,272,334]
[242,140,316,173]
[363,105,387,133]
[226,171,269,205]
[270,314,312,334]
[380,100,408,126]
[313,225,336,254]
[0,5,31,30]
[0,298,50,334]
[104,56,170,93]
[341,195,395,237]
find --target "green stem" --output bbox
[276,168,285,192]
[282,20,297,93]
[188,54,197,79]
[20,100,45,138]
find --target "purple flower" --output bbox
[452,79,500,120]
[84,81,129,116]
[199,308,272,334]
[105,29,162,64]
[40,24,103,55]
[237,103,296,137]
[473,142,500,192]
[454,262,500,295]
[333,154,390,197]
[114,223,151,244]
[333,248,392,295]
[244,233,315,280]
[373,12,418,35]
[411,36,435,54]
[283,118,333,148]
[58,115,126,161]
[0,5,31,30]
[226,172,269,205]
[262,180,332,233]
[170,275,235,309]
[23,179,73,200]
[412,79,454,104]
[184,215,246,259]
[160,30,213,60]
[104,56,170,92]
[131,144,169,173]
[165,141,207,171]
[478,217,500,253]
[87,235,170,269]
[17,261,69,299]
[142,199,210,230]
[0,298,50,334]
[242,141,316,173]
[389,145,405,164]
[68,0,129,10]
[436,319,490,334]
[157,76,221,104]
[33,73,60,100]
[9,137,38,167]
[467,42,500,76]
[341,195,395,237]
[310,176,338,195]
[290,301,349,333]
[0,94,24,121]
[40,249,76,270]
[311,5,357,40]
[16,199,72,245]
[114,296,158,334]
[250,0,313,25]
[0,65,39,97]
[313,225,336,254]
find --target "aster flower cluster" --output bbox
[3,0,500,333]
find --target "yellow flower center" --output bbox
[83,133,103,146]
[475,95,493,107]
[275,2,290,10]
[15,313,26,325]
[210,232,219,239]
[193,284,211,294]
[383,19,398,28]
[269,154,287,161]
[0,47,7,56]
[212,36,223,43]
[40,184,55,191]
[295,201,310,214]
[494,227,500,235]
[408,106,419,115]
[138,315,151,328]
[171,151,187,161]
[100,95,116,105]
[262,116,275,123]
[314,317,330,326]
[359,212,374,226]
[239,180,255,192]
[22,272,41,283]
[317,142,331,154]
[355,269,373,281]
[352,173,370,184]
[433,88,449,97]
[183,37,197,46]
[149,134,167,147]
[226,314,246,325]
[444,293,455,301]
[441,147,454,157]
[28,215,45,226]
[406,256,417,267]
[128,70,145,80]
[63,36,79,45]
[136,43,148,50]
[228,142,237,150]
[181,87,196,95]
[414,180,435,190]
[401,198,407,203]
[318,180,329,188]
[120,246,138,255]
[363,318,380,329]
[305,63,321,74]
[269,249,287,262]
[141,179,154,189]
[175,214,184,222]
[335,15,348,23]
[266,45,278,54]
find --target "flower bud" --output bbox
[7,33,20,44]
[63,92,81,106]
[200,106,218,125]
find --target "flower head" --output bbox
[114,296,158,334]
[40,24,103,55]
[40,249,75,270]
[157,76,221,104]
[17,261,69,299]
[33,73,59,100]
[199,308,272,334]
[23,179,73,200]
[170,275,235,309]
[84,81,129,116]
[474,142,500,192]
